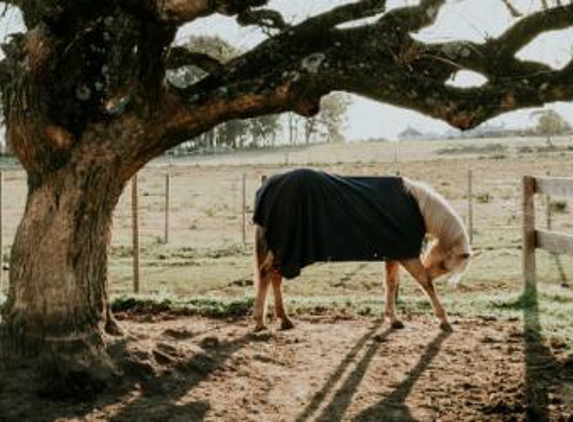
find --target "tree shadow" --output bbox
[24,329,260,422]
[350,331,451,422]
[107,331,260,422]
[296,320,388,422]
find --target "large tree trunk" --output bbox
[1,151,124,390]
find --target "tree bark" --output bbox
[1,147,124,389]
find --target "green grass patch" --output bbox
[109,283,572,350]
[111,294,255,317]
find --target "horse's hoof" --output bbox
[439,321,453,332]
[279,318,295,331]
[385,318,405,329]
[253,324,267,333]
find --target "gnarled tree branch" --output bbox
[166,46,223,72]
[381,0,446,33]
[151,0,573,160]
[4,0,573,175]
[298,0,387,31]
[236,8,289,31]
[494,4,573,58]
[118,0,269,25]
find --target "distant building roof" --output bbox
[398,126,424,141]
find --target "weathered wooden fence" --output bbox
[522,176,573,286]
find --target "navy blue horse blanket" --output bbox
[253,169,426,279]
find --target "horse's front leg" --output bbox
[400,258,452,332]
[270,270,294,330]
[384,260,404,329]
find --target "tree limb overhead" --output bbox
[2,0,573,174]
[166,46,224,72]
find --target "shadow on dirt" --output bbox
[521,283,562,421]
[105,331,261,422]
[352,331,451,422]
[0,327,259,422]
[297,322,451,422]
[295,320,387,422]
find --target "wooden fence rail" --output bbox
[522,176,573,286]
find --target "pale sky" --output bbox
[2,1,573,140]
[177,0,573,140]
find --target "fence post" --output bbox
[467,170,473,244]
[546,195,552,231]
[545,171,552,231]
[522,176,536,287]
[0,171,3,293]
[164,172,170,244]
[131,174,140,294]
[242,173,247,246]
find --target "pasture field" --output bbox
[1,136,573,335]
[1,136,573,420]
[3,137,572,321]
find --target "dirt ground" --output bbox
[1,313,572,422]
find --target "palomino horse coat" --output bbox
[252,169,471,332]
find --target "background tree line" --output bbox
[167,36,351,154]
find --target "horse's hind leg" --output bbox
[271,270,294,330]
[384,261,405,329]
[253,226,271,331]
[400,258,452,332]
[254,267,271,331]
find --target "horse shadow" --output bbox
[297,324,451,422]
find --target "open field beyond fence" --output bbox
[0,137,571,298]
[1,136,572,302]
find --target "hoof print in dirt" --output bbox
[390,320,405,330]
[549,336,568,350]
[279,319,295,331]
[249,330,273,342]
[162,328,195,340]
[176,353,216,375]
[153,349,177,365]
[252,324,268,333]
[123,358,157,381]
[199,336,220,349]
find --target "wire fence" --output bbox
[0,149,571,297]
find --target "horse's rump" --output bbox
[253,169,426,279]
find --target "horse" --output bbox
[252,168,472,332]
